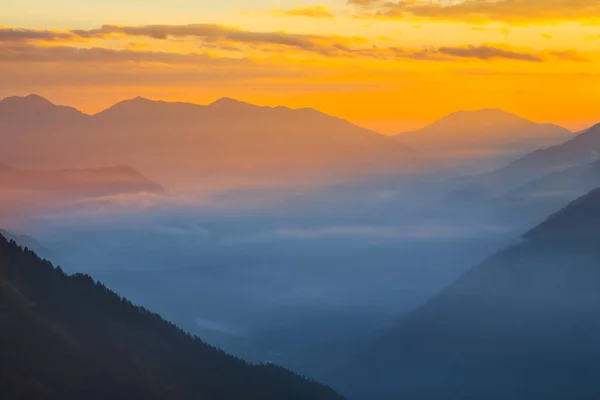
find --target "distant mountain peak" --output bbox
[208,97,258,110]
[0,94,86,120]
[1,94,55,107]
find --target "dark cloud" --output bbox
[437,45,542,62]
[0,25,587,64]
[0,43,251,65]
[0,28,75,42]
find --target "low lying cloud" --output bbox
[241,223,509,242]
[349,0,600,25]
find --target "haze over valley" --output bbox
[2,85,600,399]
[2,2,600,397]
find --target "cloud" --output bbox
[271,6,334,18]
[348,0,600,25]
[546,50,590,62]
[437,45,542,62]
[239,223,509,242]
[0,43,251,65]
[0,25,589,64]
[0,27,76,42]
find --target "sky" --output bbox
[2,0,600,133]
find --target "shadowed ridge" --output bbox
[342,187,600,400]
[483,122,600,189]
[0,233,346,400]
[523,187,600,251]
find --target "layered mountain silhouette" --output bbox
[343,188,600,399]
[484,122,600,189]
[508,160,600,203]
[0,165,164,197]
[0,95,416,183]
[396,109,570,164]
[0,229,54,260]
[0,233,345,400]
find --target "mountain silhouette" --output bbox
[0,95,416,183]
[0,165,164,197]
[484,122,600,189]
[343,188,600,399]
[0,233,345,400]
[396,109,570,168]
[0,94,87,124]
[508,159,600,203]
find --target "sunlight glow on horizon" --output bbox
[2,0,599,133]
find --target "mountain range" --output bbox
[0,233,345,400]
[343,188,600,399]
[0,95,414,184]
[485,123,600,189]
[0,95,576,184]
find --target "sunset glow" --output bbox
[2,0,599,133]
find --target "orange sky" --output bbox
[2,0,600,133]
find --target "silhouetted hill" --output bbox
[0,95,417,183]
[344,188,600,399]
[396,109,570,165]
[484,122,600,189]
[0,165,164,197]
[0,234,345,400]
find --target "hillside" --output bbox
[0,234,345,400]
[343,188,600,399]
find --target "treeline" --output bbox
[0,234,345,400]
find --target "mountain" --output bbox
[396,109,571,169]
[0,229,54,260]
[0,233,345,400]
[0,95,418,184]
[0,165,164,197]
[506,159,600,206]
[343,188,600,399]
[0,94,87,124]
[483,122,600,190]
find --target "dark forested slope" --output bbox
[344,188,600,400]
[0,235,345,400]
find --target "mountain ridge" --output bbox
[342,187,600,399]
[0,232,346,400]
